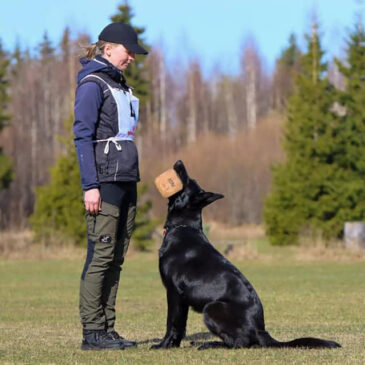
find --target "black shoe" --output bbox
[81,330,125,350]
[107,330,138,348]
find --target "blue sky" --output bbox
[0,0,362,74]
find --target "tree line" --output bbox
[0,2,362,247]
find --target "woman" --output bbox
[73,22,148,350]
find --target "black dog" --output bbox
[152,160,340,350]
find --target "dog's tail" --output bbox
[257,330,341,349]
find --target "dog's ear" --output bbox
[173,160,189,185]
[192,191,224,208]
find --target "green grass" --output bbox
[0,246,364,364]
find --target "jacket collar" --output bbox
[77,55,127,85]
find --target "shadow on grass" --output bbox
[137,337,161,345]
[138,332,215,346]
[186,332,225,349]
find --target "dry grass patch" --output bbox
[207,221,265,242]
[2,226,365,264]
[0,229,160,261]
[0,230,84,260]
[296,238,365,262]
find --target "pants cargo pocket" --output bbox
[86,203,120,244]
[93,202,120,245]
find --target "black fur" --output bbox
[151,160,341,350]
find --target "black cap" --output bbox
[98,22,148,55]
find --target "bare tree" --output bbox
[222,75,238,137]
[186,61,198,143]
[241,38,258,128]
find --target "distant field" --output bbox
[0,239,364,364]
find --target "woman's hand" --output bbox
[84,188,101,214]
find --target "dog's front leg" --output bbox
[151,289,188,349]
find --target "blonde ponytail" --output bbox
[81,40,109,59]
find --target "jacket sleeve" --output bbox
[73,81,103,191]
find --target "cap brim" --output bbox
[125,43,148,55]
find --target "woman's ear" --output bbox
[104,43,113,57]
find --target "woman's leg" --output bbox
[102,182,137,332]
[79,189,122,331]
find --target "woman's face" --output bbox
[104,43,135,71]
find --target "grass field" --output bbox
[0,237,364,364]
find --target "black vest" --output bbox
[78,71,140,183]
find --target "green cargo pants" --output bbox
[79,183,136,331]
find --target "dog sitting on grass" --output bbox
[151,160,340,350]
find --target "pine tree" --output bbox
[60,27,71,63]
[335,24,365,171]
[264,24,344,245]
[0,39,13,190]
[11,40,24,78]
[30,113,85,245]
[332,24,365,225]
[110,0,150,107]
[39,31,55,65]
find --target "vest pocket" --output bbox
[95,143,108,177]
[104,147,120,178]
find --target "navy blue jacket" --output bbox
[74,56,140,191]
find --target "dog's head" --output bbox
[168,160,224,211]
